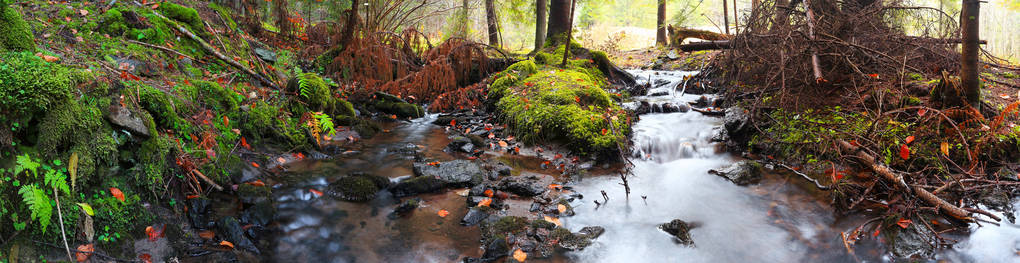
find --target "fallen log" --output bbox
[678,40,732,52]
[836,140,998,222]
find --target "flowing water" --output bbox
[264,70,1020,262]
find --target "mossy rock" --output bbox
[239,103,309,148]
[129,81,193,134]
[0,3,35,51]
[135,133,173,192]
[156,2,209,38]
[369,92,424,119]
[327,174,390,202]
[37,99,118,188]
[191,80,240,113]
[0,52,74,122]
[489,60,629,156]
[237,183,272,204]
[480,216,529,243]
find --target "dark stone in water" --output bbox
[690,96,710,108]
[461,207,491,226]
[187,198,213,229]
[413,159,485,187]
[676,103,691,113]
[555,226,604,251]
[497,176,546,197]
[327,174,390,202]
[661,103,678,113]
[216,216,260,254]
[709,160,763,186]
[651,103,663,113]
[481,238,509,262]
[447,136,475,153]
[389,198,421,219]
[239,201,275,228]
[636,101,652,115]
[389,176,447,197]
[890,222,935,259]
[650,91,670,97]
[659,219,695,246]
[724,106,751,145]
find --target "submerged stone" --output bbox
[327,174,389,202]
[658,219,695,246]
[412,159,485,187]
[709,160,763,186]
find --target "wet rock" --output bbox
[650,91,670,97]
[236,184,271,205]
[553,226,602,251]
[661,103,678,113]
[497,176,546,197]
[690,96,710,108]
[629,83,649,96]
[216,217,259,254]
[254,47,277,63]
[240,201,275,228]
[113,56,158,77]
[133,237,171,263]
[462,207,491,226]
[709,160,763,186]
[447,136,475,153]
[578,226,605,238]
[107,104,150,137]
[636,101,652,115]
[370,92,424,119]
[413,160,485,187]
[187,198,213,229]
[659,219,695,246]
[651,103,663,113]
[889,222,935,259]
[233,165,262,185]
[676,103,691,113]
[724,106,751,144]
[389,198,421,219]
[389,176,447,197]
[494,163,512,177]
[481,238,509,262]
[327,174,390,202]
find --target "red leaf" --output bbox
[574,96,581,103]
[223,116,229,126]
[899,144,910,160]
[484,189,494,197]
[918,108,928,116]
[145,224,165,241]
[139,253,153,263]
[896,218,912,229]
[219,240,235,249]
[309,189,323,197]
[872,228,881,237]
[109,188,125,202]
[241,137,251,150]
[450,119,456,127]
[76,244,94,262]
[905,136,915,144]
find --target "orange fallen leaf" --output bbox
[513,249,527,262]
[277,157,287,164]
[139,253,152,263]
[905,136,915,144]
[557,204,567,214]
[109,188,125,202]
[498,141,508,148]
[186,194,200,199]
[484,189,494,197]
[251,162,260,168]
[246,180,266,187]
[465,128,471,134]
[76,243,94,262]
[219,240,235,249]
[548,184,562,189]
[896,218,912,229]
[145,224,165,241]
[198,230,216,239]
[940,142,950,156]
[488,133,495,139]
[918,108,928,116]
[543,216,562,227]
[477,198,492,207]
[438,209,450,217]
[450,119,457,126]
[309,189,323,197]
[223,116,229,126]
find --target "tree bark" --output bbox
[560,0,576,67]
[656,0,667,46]
[338,0,359,53]
[534,0,547,50]
[460,0,470,38]
[547,0,571,45]
[961,0,981,108]
[723,0,730,35]
[485,0,499,47]
[732,0,739,32]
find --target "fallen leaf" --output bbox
[77,203,94,216]
[905,136,915,144]
[557,204,567,214]
[488,133,495,139]
[438,209,450,217]
[277,157,287,164]
[940,142,950,156]
[145,224,165,241]
[543,216,562,227]
[548,184,562,189]
[246,180,266,187]
[309,189,323,197]
[872,228,880,237]
[198,230,216,239]
[896,218,912,229]
[36,52,59,62]
[219,240,235,249]
[109,188,125,202]
[241,137,251,150]
[465,128,471,134]
[513,249,527,262]
[899,144,910,160]
[918,108,928,116]
[498,141,508,148]
[484,189,494,197]
[139,253,153,263]
[477,198,492,207]
[450,119,457,126]
[76,244,94,262]
[251,162,260,168]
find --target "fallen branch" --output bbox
[691,107,726,116]
[146,7,279,89]
[191,170,224,191]
[772,162,833,190]
[126,40,194,61]
[678,40,731,52]
[837,140,997,222]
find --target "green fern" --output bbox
[313,112,337,136]
[18,185,53,232]
[298,73,314,99]
[44,169,70,195]
[14,153,40,177]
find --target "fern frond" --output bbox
[18,185,53,232]
[44,169,70,195]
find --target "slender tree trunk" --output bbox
[752,0,760,10]
[547,0,571,45]
[723,0,730,34]
[560,0,576,67]
[961,0,981,108]
[485,0,499,47]
[773,0,790,30]
[535,0,548,50]
[732,0,739,32]
[460,0,470,38]
[656,0,667,46]
[338,0,359,53]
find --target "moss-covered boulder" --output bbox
[327,174,390,202]
[0,4,34,51]
[156,2,209,38]
[38,99,118,187]
[0,52,75,122]
[368,91,424,119]
[489,59,630,156]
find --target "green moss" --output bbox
[329,176,380,202]
[156,2,208,38]
[530,219,556,229]
[207,3,238,32]
[490,61,629,156]
[192,80,240,113]
[37,99,117,189]
[0,52,73,123]
[315,47,343,71]
[135,134,172,192]
[97,8,128,35]
[287,73,356,117]
[488,216,529,234]
[0,4,35,52]
[130,81,193,134]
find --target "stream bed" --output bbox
[262,70,1019,262]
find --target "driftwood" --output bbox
[146,7,279,89]
[679,41,732,52]
[837,140,999,222]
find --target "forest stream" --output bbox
[260,70,1020,262]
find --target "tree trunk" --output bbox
[656,0,667,46]
[961,0,981,108]
[723,0,730,35]
[547,0,571,45]
[732,0,739,32]
[460,0,470,38]
[534,0,547,50]
[485,0,499,47]
[338,0,359,53]
[773,0,790,30]
[560,0,576,67]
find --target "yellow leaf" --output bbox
[543,216,562,227]
[513,249,527,262]
[69,152,78,192]
[557,204,567,214]
[940,142,950,156]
